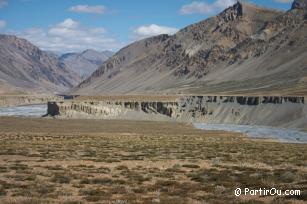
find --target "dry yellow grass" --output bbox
[0,117,306,204]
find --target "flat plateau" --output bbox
[0,117,306,204]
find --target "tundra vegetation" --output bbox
[0,117,306,204]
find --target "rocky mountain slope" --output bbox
[74,0,307,95]
[60,49,113,80]
[0,34,81,94]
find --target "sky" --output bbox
[0,0,294,53]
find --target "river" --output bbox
[194,123,307,144]
[0,104,47,117]
[1,105,306,143]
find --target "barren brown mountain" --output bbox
[60,49,113,80]
[0,34,81,95]
[74,1,307,95]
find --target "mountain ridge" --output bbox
[0,34,81,94]
[60,49,113,80]
[74,1,307,95]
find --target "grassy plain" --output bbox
[0,117,306,204]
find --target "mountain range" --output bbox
[1,0,307,96]
[74,0,307,96]
[0,34,113,95]
[59,50,113,80]
[0,34,80,94]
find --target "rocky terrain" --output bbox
[60,49,113,80]
[0,34,81,95]
[47,95,307,130]
[74,1,307,95]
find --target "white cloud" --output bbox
[57,18,79,29]
[180,0,236,15]
[13,18,122,53]
[0,20,6,29]
[48,18,82,37]
[69,5,106,14]
[133,24,179,40]
[0,0,7,8]
[273,0,292,3]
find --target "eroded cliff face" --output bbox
[47,96,307,129]
[48,100,180,121]
[177,96,306,128]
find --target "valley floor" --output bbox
[0,95,62,108]
[0,117,306,204]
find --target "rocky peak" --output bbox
[0,34,39,52]
[219,2,282,22]
[292,0,307,10]
[81,49,97,55]
[219,2,243,22]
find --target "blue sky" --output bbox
[0,0,293,53]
